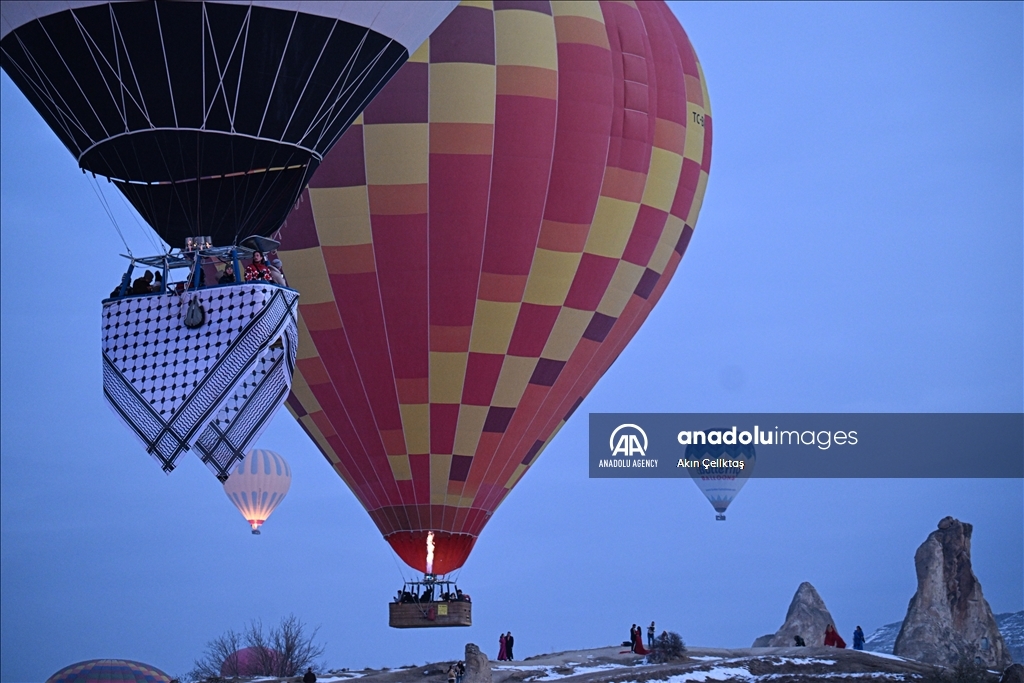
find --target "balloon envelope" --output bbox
[686,435,756,520]
[220,647,281,678]
[223,449,292,533]
[0,1,458,247]
[46,660,170,683]
[279,0,713,573]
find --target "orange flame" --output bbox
[425,531,435,574]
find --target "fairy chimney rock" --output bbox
[893,516,1011,669]
[766,582,838,647]
[464,643,491,683]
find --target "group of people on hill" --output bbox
[792,624,865,649]
[496,632,515,660]
[445,661,465,683]
[109,250,287,299]
[627,622,655,655]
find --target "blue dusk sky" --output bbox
[2,2,1021,682]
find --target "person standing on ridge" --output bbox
[648,622,655,648]
[824,624,846,648]
[852,626,865,650]
[303,668,316,683]
[498,632,507,661]
[506,632,515,660]
[629,624,637,652]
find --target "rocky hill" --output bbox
[312,644,1001,683]
[865,611,1023,663]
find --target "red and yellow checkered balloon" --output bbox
[278,0,712,574]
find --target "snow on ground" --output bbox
[492,662,629,680]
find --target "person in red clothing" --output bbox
[824,624,846,648]
[245,250,273,282]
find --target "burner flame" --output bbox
[425,531,435,574]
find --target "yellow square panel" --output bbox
[596,260,645,318]
[400,403,429,454]
[460,0,493,8]
[686,171,709,227]
[278,247,333,304]
[584,196,640,259]
[388,454,413,481]
[495,10,556,69]
[698,62,713,117]
[364,123,428,185]
[649,214,685,274]
[430,454,453,500]
[429,352,469,404]
[469,300,521,355]
[289,372,323,414]
[409,40,429,63]
[429,63,496,124]
[640,148,683,213]
[453,404,489,456]
[683,104,706,164]
[491,355,537,407]
[505,463,528,489]
[308,186,371,246]
[551,0,604,21]
[295,314,319,361]
[540,307,592,360]
[522,249,583,306]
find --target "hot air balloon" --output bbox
[686,432,755,521]
[1,1,459,480]
[46,660,171,683]
[277,0,712,610]
[221,647,281,677]
[224,449,291,534]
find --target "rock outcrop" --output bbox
[465,643,491,683]
[893,516,1012,669]
[751,634,774,647]
[761,582,838,647]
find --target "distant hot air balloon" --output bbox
[686,432,755,521]
[46,660,171,683]
[279,0,712,576]
[1,1,459,480]
[224,449,291,534]
[221,647,281,678]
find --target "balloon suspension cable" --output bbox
[109,180,164,254]
[389,545,412,585]
[88,173,132,258]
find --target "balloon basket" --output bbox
[715,514,726,521]
[389,576,471,628]
[251,529,261,535]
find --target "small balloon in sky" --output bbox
[686,432,756,521]
[223,449,292,535]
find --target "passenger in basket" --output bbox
[131,270,155,295]
[245,251,274,282]
[268,257,288,286]
[218,264,237,284]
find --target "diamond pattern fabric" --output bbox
[102,283,298,480]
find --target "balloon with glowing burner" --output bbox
[223,450,291,534]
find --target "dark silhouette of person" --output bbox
[303,668,316,683]
[505,632,514,660]
[630,624,638,652]
[853,626,865,650]
[131,270,154,295]
[219,264,236,284]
